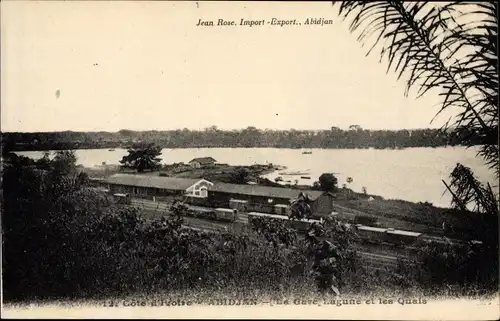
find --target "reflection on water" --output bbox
[16,146,495,208]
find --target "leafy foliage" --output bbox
[305,217,360,295]
[231,167,251,184]
[4,152,497,301]
[3,153,315,301]
[51,150,78,175]
[119,143,162,172]
[289,193,314,220]
[3,127,468,152]
[249,216,298,248]
[443,163,498,215]
[318,173,339,192]
[249,214,359,296]
[333,1,498,177]
[333,4,498,293]
[400,239,499,296]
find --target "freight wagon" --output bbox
[246,212,480,249]
[247,212,321,233]
[214,208,238,222]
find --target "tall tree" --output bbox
[52,150,77,175]
[319,173,339,192]
[231,167,251,184]
[333,1,498,209]
[119,143,163,173]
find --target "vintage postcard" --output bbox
[1,0,499,319]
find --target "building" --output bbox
[208,182,324,214]
[103,173,213,202]
[310,192,337,217]
[101,173,338,216]
[188,157,217,168]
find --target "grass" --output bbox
[336,197,493,239]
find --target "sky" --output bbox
[1,1,458,133]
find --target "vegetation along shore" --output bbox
[2,126,473,152]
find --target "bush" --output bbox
[391,240,499,297]
[4,152,496,302]
[2,158,316,301]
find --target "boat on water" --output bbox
[300,176,311,179]
[302,151,312,154]
[108,148,115,151]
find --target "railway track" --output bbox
[331,203,444,235]
[128,199,404,269]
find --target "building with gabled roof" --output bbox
[188,157,217,168]
[103,173,213,199]
[101,173,336,216]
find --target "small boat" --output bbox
[108,148,115,151]
[300,176,311,179]
[302,151,312,155]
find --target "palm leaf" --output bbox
[333,1,498,178]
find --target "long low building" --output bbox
[99,173,336,216]
[103,174,213,199]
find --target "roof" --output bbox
[229,199,249,203]
[103,173,323,200]
[104,174,201,191]
[248,212,321,224]
[211,182,324,200]
[248,212,288,220]
[187,205,215,213]
[189,157,217,164]
[357,226,388,233]
[357,225,422,237]
[215,208,235,212]
[386,229,422,237]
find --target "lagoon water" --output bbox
[17,146,496,208]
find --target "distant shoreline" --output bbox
[8,144,468,153]
[2,127,471,152]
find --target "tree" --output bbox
[2,151,108,300]
[333,2,498,209]
[119,143,162,173]
[318,173,338,192]
[333,2,498,177]
[333,1,498,293]
[52,150,77,175]
[290,193,314,220]
[231,167,250,184]
[305,216,359,296]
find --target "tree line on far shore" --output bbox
[2,126,471,151]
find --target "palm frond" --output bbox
[445,163,498,215]
[334,1,498,177]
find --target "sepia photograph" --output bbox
[1,1,499,319]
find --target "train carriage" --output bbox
[247,212,321,233]
[384,228,422,246]
[214,208,238,222]
[355,225,388,244]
